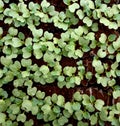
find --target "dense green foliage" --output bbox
[0,0,120,125]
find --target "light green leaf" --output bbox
[83,17,92,27]
[40,65,49,75]
[73,91,82,101]
[95,99,104,111]
[69,3,79,13]
[41,104,51,114]
[56,95,65,107]
[33,49,43,59]
[0,113,6,123]
[63,0,71,5]
[22,71,30,78]
[36,90,45,99]
[12,37,23,47]
[22,100,32,112]
[104,0,110,3]
[116,53,120,62]
[108,34,117,42]
[58,116,68,125]
[65,102,73,114]
[41,0,50,8]
[75,110,83,121]
[99,33,107,43]
[116,102,120,111]
[113,90,120,99]
[17,113,26,123]
[27,87,37,96]
[75,49,83,58]
[76,9,84,19]
[97,48,107,58]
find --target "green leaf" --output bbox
[92,59,104,74]
[85,71,93,80]
[116,53,120,62]
[85,103,95,112]
[13,79,24,87]
[108,22,118,30]
[75,49,83,58]
[3,0,9,3]
[65,102,73,114]
[27,87,37,96]
[22,71,30,78]
[108,34,117,42]
[113,90,120,99]
[82,94,90,105]
[74,26,84,36]
[63,0,71,5]
[12,37,23,47]
[58,116,68,125]
[22,100,32,112]
[58,76,65,82]
[63,66,76,76]
[41,104,51,114]
[0,0,4,8]
[22,47,31,59]
[108,79,116,87]
[83,111,90,119]
[83,17,92,27]
[75,110,83,121]
[77,121,88,126]
[28,2,40,11]
[91,23,98,32]
[31,105,39,115]
[0,56,12,66]
[99,108,108,121]
[69,3,79,13]
[72,102,81,111]
[18,32,25,40]
[113,14,120,20]
[97,76,109,87]
[107,45,115,54]
[36,90,45,99]
[21,59,32,67]
[0,113,6,123]
[95,99,104,111]
[104,0,110,3]
[56,95,65,107]
[33,49,43,59]
[116,69,120,76]
[24,119,34,126]
[17,113,26,123]
[0,27,3,35]
[76,9,84,19]
[116,102,120,111]
[53,106,60,114]
[113,40,120,50]
[74,76,81,85]
[90,114,97,125]
[41,0,50,8]
[8,27,18,36]
[9,104,20,115]
[40,65,49,75]
[85,32,95,40]
[51,93,58,103]
[100,17,110,26]
[97,48,107,58]
[44,31,53,40]
[0,100,6,112]
[99,33,107,43]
